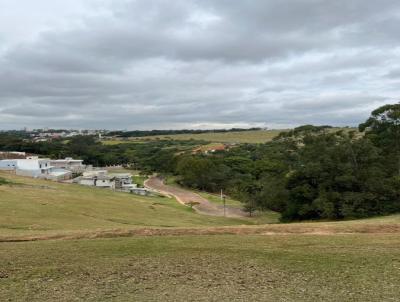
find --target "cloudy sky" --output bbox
[0,0,399,130]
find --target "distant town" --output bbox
[2,128,109,142]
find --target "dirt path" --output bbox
[145,176,247,218]
[2,223,400,243]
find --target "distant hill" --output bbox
[105,129,286,144]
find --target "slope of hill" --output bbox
[2,233,400,301]
[0,172,257,239]
[1,172,400,301]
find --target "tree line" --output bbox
[175,104,400,221]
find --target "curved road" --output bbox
[145,177,247,218]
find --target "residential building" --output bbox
[0,158,72,181]
[50,158,86,173]
[78,170,114,188]
[110,173,136,191]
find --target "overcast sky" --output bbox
[0,0,399,130]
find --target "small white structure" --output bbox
[78,170,114,188]
[110,173,136,191]
[130,187,152,196]
[47,169,72,181]
[50,158,86,173]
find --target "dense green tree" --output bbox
[359,103,400,176]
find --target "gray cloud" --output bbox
[0,0,399,130]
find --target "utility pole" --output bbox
[223,195,226,217]
[221,189,226,217]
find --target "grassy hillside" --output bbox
[1,171,400,301]
[1,234,400,301]
[104,129,285,144]
[0,172,255,239]
[104,127,360,145]
[142,129,284,143]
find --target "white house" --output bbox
[0,158,72,181]
[15,158,53,178]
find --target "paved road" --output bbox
[145,177,247,218]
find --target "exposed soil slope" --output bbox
[145,176,246,217]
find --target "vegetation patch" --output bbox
[0,177,8,185]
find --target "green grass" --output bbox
[0,176,10,185]
[199,192,281,224]
[199,192,243,208]
[142,129,285,143]
[101,139,135,145]
[1,234,400,301]
[132,175,146,186]
[104,130,285,144]
[1,171,400,301]
[102,128,360,145]
[0,172,252,238]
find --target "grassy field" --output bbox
[0,172,253,239]
[1,234,400,301]
[102,128,362,145]
[104,129,285,144]
[1,171,400,301]
[199,192,281,224]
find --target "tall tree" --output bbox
[359,103,400,176]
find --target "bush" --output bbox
[0,177,9,185]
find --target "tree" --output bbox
[359,103,400,176]
[176,157,216,190]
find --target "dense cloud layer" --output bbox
[0,0,399,129]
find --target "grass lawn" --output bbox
[102,128,360,145]
[141,129,285,143]
[103,130,285,144]
[0,172,251,239]
[132,175,147,186]
[1,234,400,301]
[199,191,243,208]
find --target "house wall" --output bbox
[16,169,41,178]
[79,178,95,186]
[50,160,85,172]
[95,179,114,188]
[0,160,17,170]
